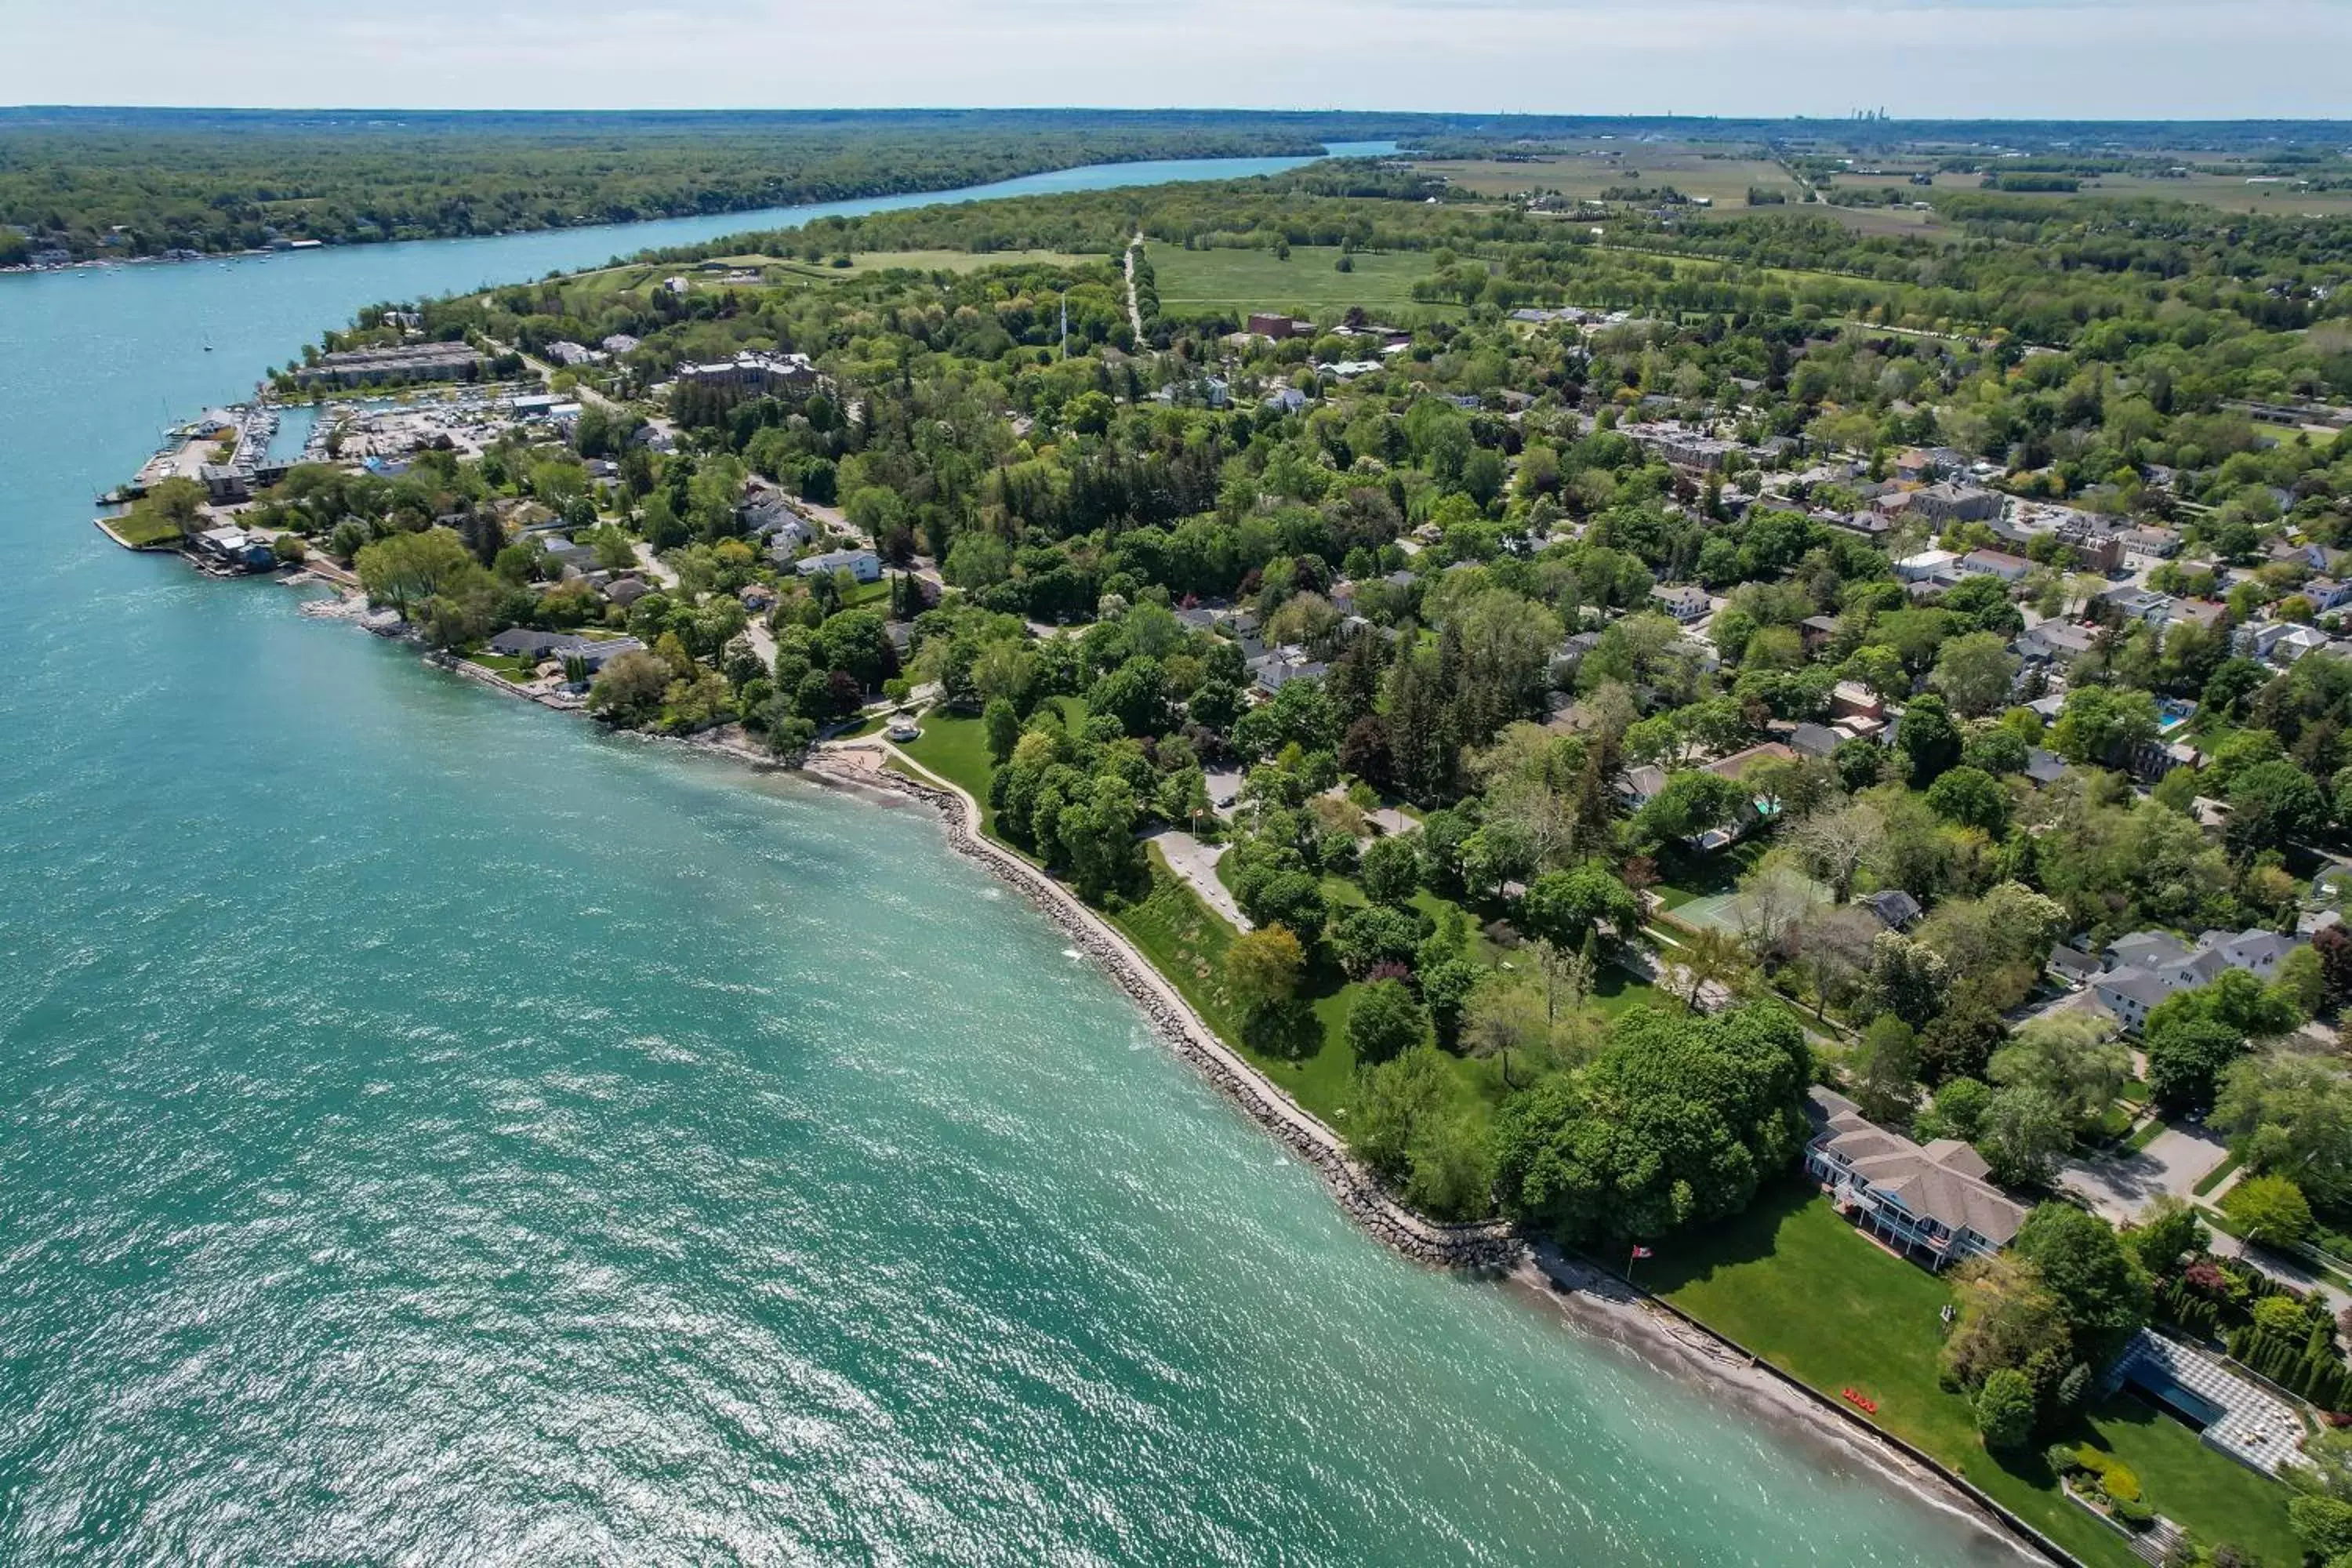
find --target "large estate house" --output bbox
[2082,927,2307,1033]
[1804,1087,2027,1271]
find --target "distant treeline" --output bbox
[9,107,2352,262]
[0,109,1342,261]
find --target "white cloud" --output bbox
[5,0,2349,117]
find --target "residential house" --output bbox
[1650,583,1711,623]
[1798,615,1841,652]
[1805,1087,2027,1271]
[2244,621,2331,666]
[2018,619,2097,664]
[2090,927,2308,1032]
[2048,944,2103,987]
[484,630,646,673]
[1861,890,1924,930]
[2303,578,2352,614]
[797,548,883,583]
[1247,644,1327,695]
[1788,721,1842,759]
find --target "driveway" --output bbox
[1145,828,1249,930]
[2061,1122,2231,1225]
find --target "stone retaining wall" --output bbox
[815,747,1523,1273]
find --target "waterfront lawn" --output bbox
[894,695,1088,841]
[896,711,998,826]
[1115,851,1504,1140]
[1650,1185,2142,1568]
[108,510,187,549]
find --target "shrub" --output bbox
[1976,1368,2037,1450]
[2223,1173,2314,1250]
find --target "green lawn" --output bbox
[1147,241,1450,320]
[2081,1394,2302,1566]
[1588,964,1673,1018]
[1112,851,1508,1141]
[895,711,999,829]
[107,510,188,549]
[1647,1185,2292,1568]
[2193,1152,2242,1197]
[469,653,534,680]
[1651,839,1768,909]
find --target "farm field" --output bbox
[1145,241,1448,318]
[1415,150,1804,208]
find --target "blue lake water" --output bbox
[0,147,1998,1563]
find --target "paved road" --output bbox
[1122,233,1146,340]
[1145,828,1248,930]
[2060,1123,2231,1225]
[2212,1233,2352,1317]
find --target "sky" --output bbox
[8,0,2352,119]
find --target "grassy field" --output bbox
[1415,149,1802,209]
[104,510,187,549]
[893,697,1088,839]
[1145,241,1448,320]
[555,249,1100,305]
[1112,851,1511,1140]
[1650,1185,2296,1568]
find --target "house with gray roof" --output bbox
[2090,927,2309,1032]
[1805,1087,2027,1271]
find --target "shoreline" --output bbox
[1512,1247,2060,1566]
[299,593,2071,1566]
[804,739,1525,1271]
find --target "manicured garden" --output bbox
[1648,1185,2296,1568]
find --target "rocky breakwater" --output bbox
[813,743,1523,1273]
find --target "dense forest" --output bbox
[0,109,1341,261]
[12,107,2352,263]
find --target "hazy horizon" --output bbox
[9,0,2351,122]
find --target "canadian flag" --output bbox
[1630,1245,1655,1259]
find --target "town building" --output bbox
[1247,313,1313,340]
[1959,548,2032,583]
[673,350,819,395]
[295,341,488,388]
[1907,482,2003,525]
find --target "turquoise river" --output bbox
[0,149,2002,1564]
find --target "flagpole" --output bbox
[1627,1243,1639,1288]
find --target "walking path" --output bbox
[1144,827,1249,930]
[810,739,1519,1269]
